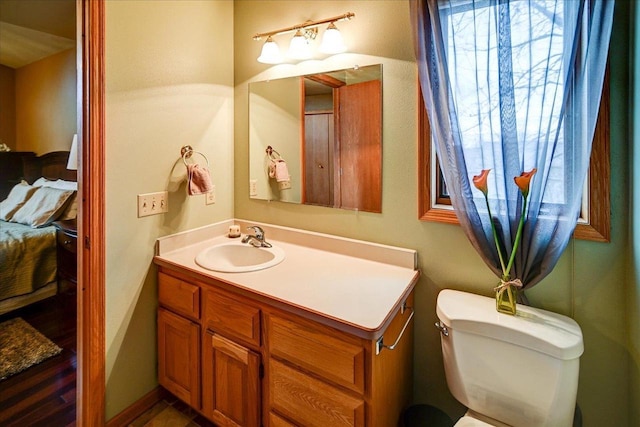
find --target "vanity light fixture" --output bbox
[253,12,354,64]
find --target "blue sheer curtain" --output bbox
[411,0,614,293]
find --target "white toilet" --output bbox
[435,289,584,427]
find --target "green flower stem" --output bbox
[505,195,528,277]
[483,194,507,275]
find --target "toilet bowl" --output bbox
[435,290,584,427]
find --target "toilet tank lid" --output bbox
[436,289,584,360]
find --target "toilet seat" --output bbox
[454,415,495,427]
[454,410,511,427]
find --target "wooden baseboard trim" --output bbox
[106,386,167,427]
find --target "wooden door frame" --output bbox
[77,0,106,424]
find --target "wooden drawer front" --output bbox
[270,359,365,427]
[158,308,200,408]
[204,288,261,347]
[267,315,365,393]
[56,229,77,254]
[159,272,200,320]
[269,412,297,427]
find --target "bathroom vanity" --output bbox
[153,220,419,427]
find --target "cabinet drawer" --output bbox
[270,359,365,427]
[267,314,365,393]
[204,288,261,347]
[158,272,200,320]
[56,229,77,254]
[269,412,296,427]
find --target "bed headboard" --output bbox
[0,151,76,200]
[23,151,77,183]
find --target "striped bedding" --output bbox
[0,220,57,301]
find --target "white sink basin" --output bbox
[194,241,285,273]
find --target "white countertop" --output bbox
[154,219,419,337]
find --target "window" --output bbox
[419,68,610,242]
[418,2,610,242]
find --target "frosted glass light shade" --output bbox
[257,37,283,64]
[67,134,78,170]
[288,30,312,60]
[320,22,346,54]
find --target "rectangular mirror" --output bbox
[249,64,382,213]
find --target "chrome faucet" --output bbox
[241,226,272,248]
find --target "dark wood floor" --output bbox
[0,292,77,426]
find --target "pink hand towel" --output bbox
[274,160,290,182]
[187,163,213,195]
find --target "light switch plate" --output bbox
[206,186,216,205]
[250,179,258,197]
[137,191,168,217]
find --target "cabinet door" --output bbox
[203,332,261,427]
[158,308,200,408]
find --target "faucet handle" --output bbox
[247,225,265,239]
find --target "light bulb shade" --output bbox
[257,37,283,64]
[67,134,78,170]
[288,30,312,59]
[320,22,346,54]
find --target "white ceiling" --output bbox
[0,0,75,69]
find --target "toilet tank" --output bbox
[436,290,584,427]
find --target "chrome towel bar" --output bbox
[375,302,415,355]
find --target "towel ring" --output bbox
[266,145,282,160]
[181,145,210,167]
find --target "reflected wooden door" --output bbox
[304,113,334,206]
[337,80,382,212]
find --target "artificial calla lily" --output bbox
[473,167,537,289]
[472,169,491,195]
[514,168,537,198]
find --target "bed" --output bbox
[0,151,77,315]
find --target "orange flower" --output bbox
[473,169,491,195]
[514,168,537,197]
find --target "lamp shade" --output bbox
[257,36,283,64]
[320,22,346,54]
[288,30,312,59]
[67,134,78,170]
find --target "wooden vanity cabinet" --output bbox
[157,267,414,427]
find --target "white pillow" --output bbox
[51,179,78,191]
[0,182,38,221]
[29,178,78,220]
[32,177,51,187]
[11,187,74,227]
[33,177,78,191]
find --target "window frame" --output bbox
[418,65,611,243]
